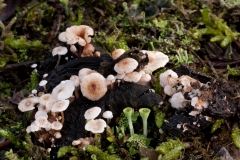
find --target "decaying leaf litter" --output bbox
[0,0,240,159]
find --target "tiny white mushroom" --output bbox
[51,121,63,130]
[169,92,186,109]
[141,50,169,74]
[72,139,82,146]
[52,46,68,67]
[164,85,176,96]
[102,111,113,124]
[35,116,49,128]
[51,80,75,100]
[30,121,41,132]
[18,96,39,112]
[31,63,38,68]
[111,49,125,60]
[85,119,107,133]
[159,69,178,87]
[123,71,143,83]
[51,99,70,112]
[35,110,48,119]
[84,106,101,120]
[114,58,138,74]
[54,132,62,139]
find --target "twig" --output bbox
[0,60,39,73]
[204,55,219,79]
[190,49,208,67]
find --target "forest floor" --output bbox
[1,0,240,160]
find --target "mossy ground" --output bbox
[1,0,240,159]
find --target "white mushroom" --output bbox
[35,116,49,128]
[54,132,62,139]
[85,119,107,133]
[35,110,48,119]
[159,69,179,87]
[111,49,125,60]
[18,96,39,112]
[102,110,113,124]
[84,106,101,120]
[59,25,94,46]
[123,71,143,83]
[78,68,96,84]
[52,46,68,57]
[51,121,63,130]
[51,80,75,100]
[164,85,176,96]
[169,92,186,109]
[80,73,107,101]
[51,99,70,112]
[30,121,41,132]
[114,58,138,74]
[141,50,169,74]
[137,73,151,85]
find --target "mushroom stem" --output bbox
[61,111,65,125]
[74,87,79,99]
[55,55,61,68]
[139,108,151,137]
[123,107,134,136]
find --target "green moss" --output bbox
[227,65,240,76]
[126,134,151,156]
[85,145,121,160]
[155,138,184,155]
[57,146,78,158]
[192,8,240,48]
[231,124,240,148]
[211,119,224,133]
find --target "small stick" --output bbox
[204,55,219,79]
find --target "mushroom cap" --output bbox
[18,96,39,112]
[116,73,125,79]
[159,69,178,87]
[141,50,169,74]
[54,132,62,139]
[169,92,186,109]
[72,139,81,146]
[84,106,101,120]
[111,49,125,60]
[51,99,70,112]
[30,121,41,132]
[81,43,95,57]
[52,46,68,56]
[85,119,107,133]
[39,80,48,86]
[164,85,176,96]
[123,71,143,83]
[65,25,94,46]
[39,94,55,106]
[51,121,63,130]
[102,111,113,119]
[70,75,80,87]
[78,68,96,84]
[70,44,77,53]
[35,110,48,119]
[80,73,107,101]
[52,80,75,100]
[106,74,116,85]
[31,63,37,68]
[137,73,151,85]
[114,58,138,74]
[35,116,49,128]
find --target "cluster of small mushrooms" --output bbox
[160,69,211,117]
[18,25,170,149]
